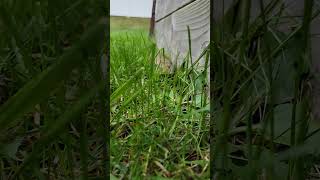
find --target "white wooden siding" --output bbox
[155,0,209,70]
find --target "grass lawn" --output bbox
[110,17,210,179]
[111,16,151,32]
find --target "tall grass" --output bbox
[211,0,320,179]
[0,0,107,179]
[110,30,210,178]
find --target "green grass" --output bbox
[211,0,320,179]
[0,0,107,179]
[110,23,210,178]
[111,16,150,32]
[2,1,319,179]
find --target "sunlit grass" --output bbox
[110,29,210,179]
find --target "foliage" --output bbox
[211,0,320,179]
[0,0,107,179]
[110,30,210,179]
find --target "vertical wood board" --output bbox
[155,0,210,71]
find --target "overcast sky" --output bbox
[111,0,153,18]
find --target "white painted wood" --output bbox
[155,0,210,73]
[155,0,195,21]
[155,0,320,120]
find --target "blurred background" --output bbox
[110,0,152,32]
[111,0,152,18]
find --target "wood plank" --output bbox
[155,0,210,72]
[156,0,320,120]
[155,0,195,21]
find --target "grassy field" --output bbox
[110,17,210,179]
[111,16,150,32]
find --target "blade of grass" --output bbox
[10,81,104,178]
[0,21,106,130]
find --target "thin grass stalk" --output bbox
[148,44,156,118]
[257,0,276,178]
[78,64,88,180]
[229,0,252,88]
[187,25,192,66]
[292,0,314,179]
[246,111,255,179]
[67,136,75,179]
[239,0,251,64]
[80,115,88,180]
[287,3,315,177]
[47,151,51,178]
[259,0,275,153]
[238,0,254,179]
[209,0,215,178]
[104,2,110,177]
[146,46,155,117]
[212,0,235,178]
[289,74,298,179]
[217,77,231,179]
[186,26,197,123]
[199,50,210,138]
[256,32,276,180]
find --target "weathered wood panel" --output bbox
[155,0,320,120]
[155,0,210,72]
[155,0,195,21]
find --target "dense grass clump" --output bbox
[211,0,320,179]
[110,29,210,178]
[0,0,107,179]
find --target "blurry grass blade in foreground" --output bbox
[0,20,106,130]
[210,0,319,179]
[11,82,104,178]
